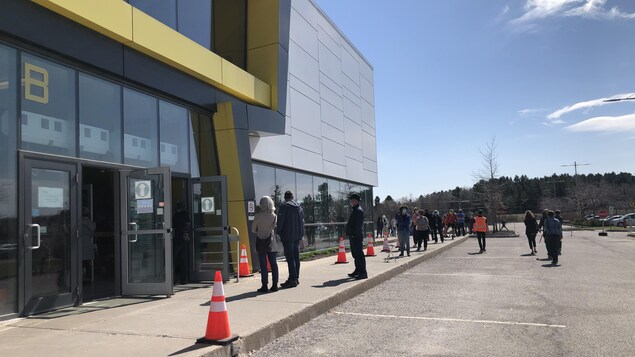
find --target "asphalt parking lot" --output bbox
[253,231,635,356]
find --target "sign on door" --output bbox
[134,180,152,199]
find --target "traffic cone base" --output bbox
[239,244,254,277]
[381,237,390,252]
[366,234,376,257]
[335,236,349,264]
[197,271,239,345]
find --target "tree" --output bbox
[472,137,505,232]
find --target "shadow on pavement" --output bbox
[467,252,483,255]
[536,258,551,261]
[541,263,560,268]
[168,343,210,356]
[520,253,535,257]
[311,277,354,288]
[217,291,260,304]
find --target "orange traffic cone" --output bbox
[266,255,272,273]
[239,244,253,277]
[381,237,390,252]
[197,271,239,345]
[335,236,348,264]
[366,233,376,256]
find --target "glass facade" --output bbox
[252,163,373,254]
[159,100,189,173]
[0,45,17,317]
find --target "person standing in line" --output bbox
[467,211,475,234]
[423,209,433,241]
[431,210,444,243]
[414,209,429,251]
[382,215,389,237]
[396,205,411,257]
[376,215,384,238]
[537,209,550,260]
[554,210,563,255]
[473,210,488,253]
[456,209,466,236]
[523,210,538,255]
[276,191,305,289]
[346,193,367,280]
[411,208,419,247]
[390,217,397,237]
[543,210,562,265]
[252,196,279,293]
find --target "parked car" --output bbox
[614,213,635,227]
[601,215,621,223]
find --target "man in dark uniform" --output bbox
[346,193,367,280]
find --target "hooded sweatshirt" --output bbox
[276,200,305,241]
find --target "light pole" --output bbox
[561,161,590,184]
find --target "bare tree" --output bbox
[472,137,505,232]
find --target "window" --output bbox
[296,173,314,223]
[159,100,189,173]
[123,88,158,167]
[129,0,177,29]
[0,44,17,316]
[274,168,296,207]
[253,164,275,207]
[190,112,219,177]
[177,0,212,49]
[21,53,76,156]
[79,73,122,163]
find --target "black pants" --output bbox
[546,235,561,262]
[173,239,189,284]
[376,226,383,238]
[258,251,279,287]
[435,226,444,242]
[526,233,537,250]
[457,222,466,236]
[476,232,486,250]
[282,240,300,281]
[414,230,428,250]
[349,236,366,275]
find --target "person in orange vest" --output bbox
[473,210,488,253]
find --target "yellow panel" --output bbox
[32,0,132,43]
[248,45,279,111]
[247,0,279,49]
[228,201,252,266]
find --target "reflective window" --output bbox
[296,173,314,223]
[78,74,122,163]
[21,54,76,156]
[213,0,247,69]
[123,88,158,167]
[129,0,177,29]
[274,168,296,207]
[159,100,189,173]
[313,177,329,224]
[0,44,17,316]
[190,112,219,177]
[177,0,212,49]
[253,164,275,207]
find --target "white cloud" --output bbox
[566,113,635,133]
[547,93,635,120]
[511,0,635,26]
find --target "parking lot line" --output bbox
[403,272,534,279]
[333,311,566,328]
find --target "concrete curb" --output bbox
[231,236,469,356]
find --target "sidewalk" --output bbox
[0,236,469,357]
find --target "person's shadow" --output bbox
[468,252,483,255]
[312,278,354,288]
[541,263,560,268]
[520,253,535,257]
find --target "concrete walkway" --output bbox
[0,236,469,357]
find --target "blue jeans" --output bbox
[398,229,410,255]
[258,251,279,287]
[282,240,300,282]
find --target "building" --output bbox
[0,0,376,318]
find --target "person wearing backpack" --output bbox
[543,210,563,265]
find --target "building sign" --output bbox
[134,180,152,199]
[201,197,215,213]
[38,187,64,208]
[247,200,255,221]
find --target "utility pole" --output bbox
[561,161,590,184]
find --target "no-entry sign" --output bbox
[598,210,608,219]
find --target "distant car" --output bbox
[615,213,635,227]
[585,214,597,221]
[601,215,621,223]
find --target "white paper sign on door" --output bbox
[201,197,215,213]
[38,187,64,208]
[134,180,152,199]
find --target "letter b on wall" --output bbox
[24,62,49,104]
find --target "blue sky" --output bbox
[314,0,635,200]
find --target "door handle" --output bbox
[26,224,41,249]
[129,222,138,243]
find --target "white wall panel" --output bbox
[289,41,320,91]
[322,138,345,165]
[291,128,322,155]
[363,157,377,172]
[361,100,375,128]
[362,131,376,160]
[323,160,346,178]
[290,9,318,60]
[342,74,360,101]
[292,146,323,173]
[289,73,320,104]
[341,48,360,85]
[345,157,364,183]
[291,0,318,29]
[343,117,362,149]
[250,135,293,167]
[320,82,343,110]
[320,100,344,130]
[321,122,345,142]
[319,72,342,96]
[345,144,363,162]
[318,43,342,84]
[360,77,374,105]
[343,97,361,126]
[318,25,341,59]
[289,88,321,134]
[364,169,378,187]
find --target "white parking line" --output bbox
[404,272,534,279]
[446,256,534,259]
[333,311,566,328]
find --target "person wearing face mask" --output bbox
[346,193,367,279]
[430,210,444,243]
[396,205,412,257]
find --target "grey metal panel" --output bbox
[278,0,291,52]
[277,44,290,117]
[0,0,124,76]
[123,48,217,111]
[247,105,286,135]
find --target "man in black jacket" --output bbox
[277,191,305,288]
[346,193,367,280]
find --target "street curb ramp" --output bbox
[206,236,468,356]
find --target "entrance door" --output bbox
[190,176,228,281]
[120,167,172,296]
[20,159,78,315]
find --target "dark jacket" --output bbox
[429,215,442,229]
[276,200,305,241]
[537,215,547,231]
[543,217,563,237]
[396,213,411,231]
[524,217,538,235]
[346,204,365,238]
[376,216,384,229]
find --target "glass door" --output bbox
[120,167,172,296]
[20,159,78,315]
[190,176,228,281]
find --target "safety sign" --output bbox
[201,197,215,213]
[135,180,152,199]
[137,199,153,214]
